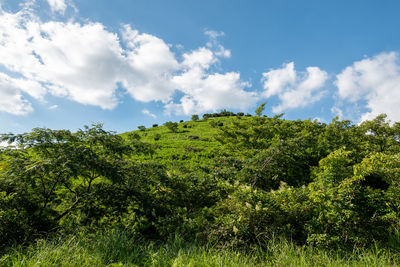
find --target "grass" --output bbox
[123,117,238,171]
[1,230,399,266]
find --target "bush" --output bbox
[164,121,179,132]
[154,133,161,141]
[152,124,158,128]
[138,125,146,131]
[0,124,156,246]
[191,115,199,121]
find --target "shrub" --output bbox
[191,115,199,121]
[152,124,158,128]
[138,125,146,131]
[154,133,161,141]
[164,121,179,132]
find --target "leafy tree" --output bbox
[164,121,179,132]
[138,125,146,131]
[191,114,199,121]
[0,124,154,245]
[255,102,266,117]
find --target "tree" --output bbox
[0,124,154,244]
[255,102,267,117]
[164,121,178,132]
[191,114,199,121]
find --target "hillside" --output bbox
[1,112,400,266]
[123,116,238,169]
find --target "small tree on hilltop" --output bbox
[255,102,267,117]
[164,121,178,132]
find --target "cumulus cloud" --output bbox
[335,52,400,122]
[165,45,258,115]
[120,25,179,103]
[0,5,256,116]
[0,8,122,109]
[0,73,34,115]
[261,62,328,113]
[167,71,257,115]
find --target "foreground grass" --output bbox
[1,230,399,267]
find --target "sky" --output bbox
[0,0,400,133]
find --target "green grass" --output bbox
[123,117,237,170]
[2,230,399,266]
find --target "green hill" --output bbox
[2,112,400,266]
[123,116,238,169]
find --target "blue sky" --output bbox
[0,0,400,133]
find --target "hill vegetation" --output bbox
[1,107,400,265]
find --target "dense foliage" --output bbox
[1,111,400,253]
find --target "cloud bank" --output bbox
[2,2,400,124]
[0,5,257,116]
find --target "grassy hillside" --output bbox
[126,119,223,152]
[122,117,248,172]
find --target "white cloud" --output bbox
[261,62,328,113]
[182,47,216,69]
[0,8,122,110]
[121,25,179,103]
[166,44,258,115]
[0,6,256,116]
[335,52,400,122]
[142,109,156,118]
[47,0,67,14]
[262,62,296,98]
[0,73,34,115]
[168,71,257,115]
[204,30,231,59]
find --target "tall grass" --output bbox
[1,230,399,266]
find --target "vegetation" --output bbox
[2,230,399,266]
[191,114,199,121]
[1,107,400,265]
[163,121,179,133]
